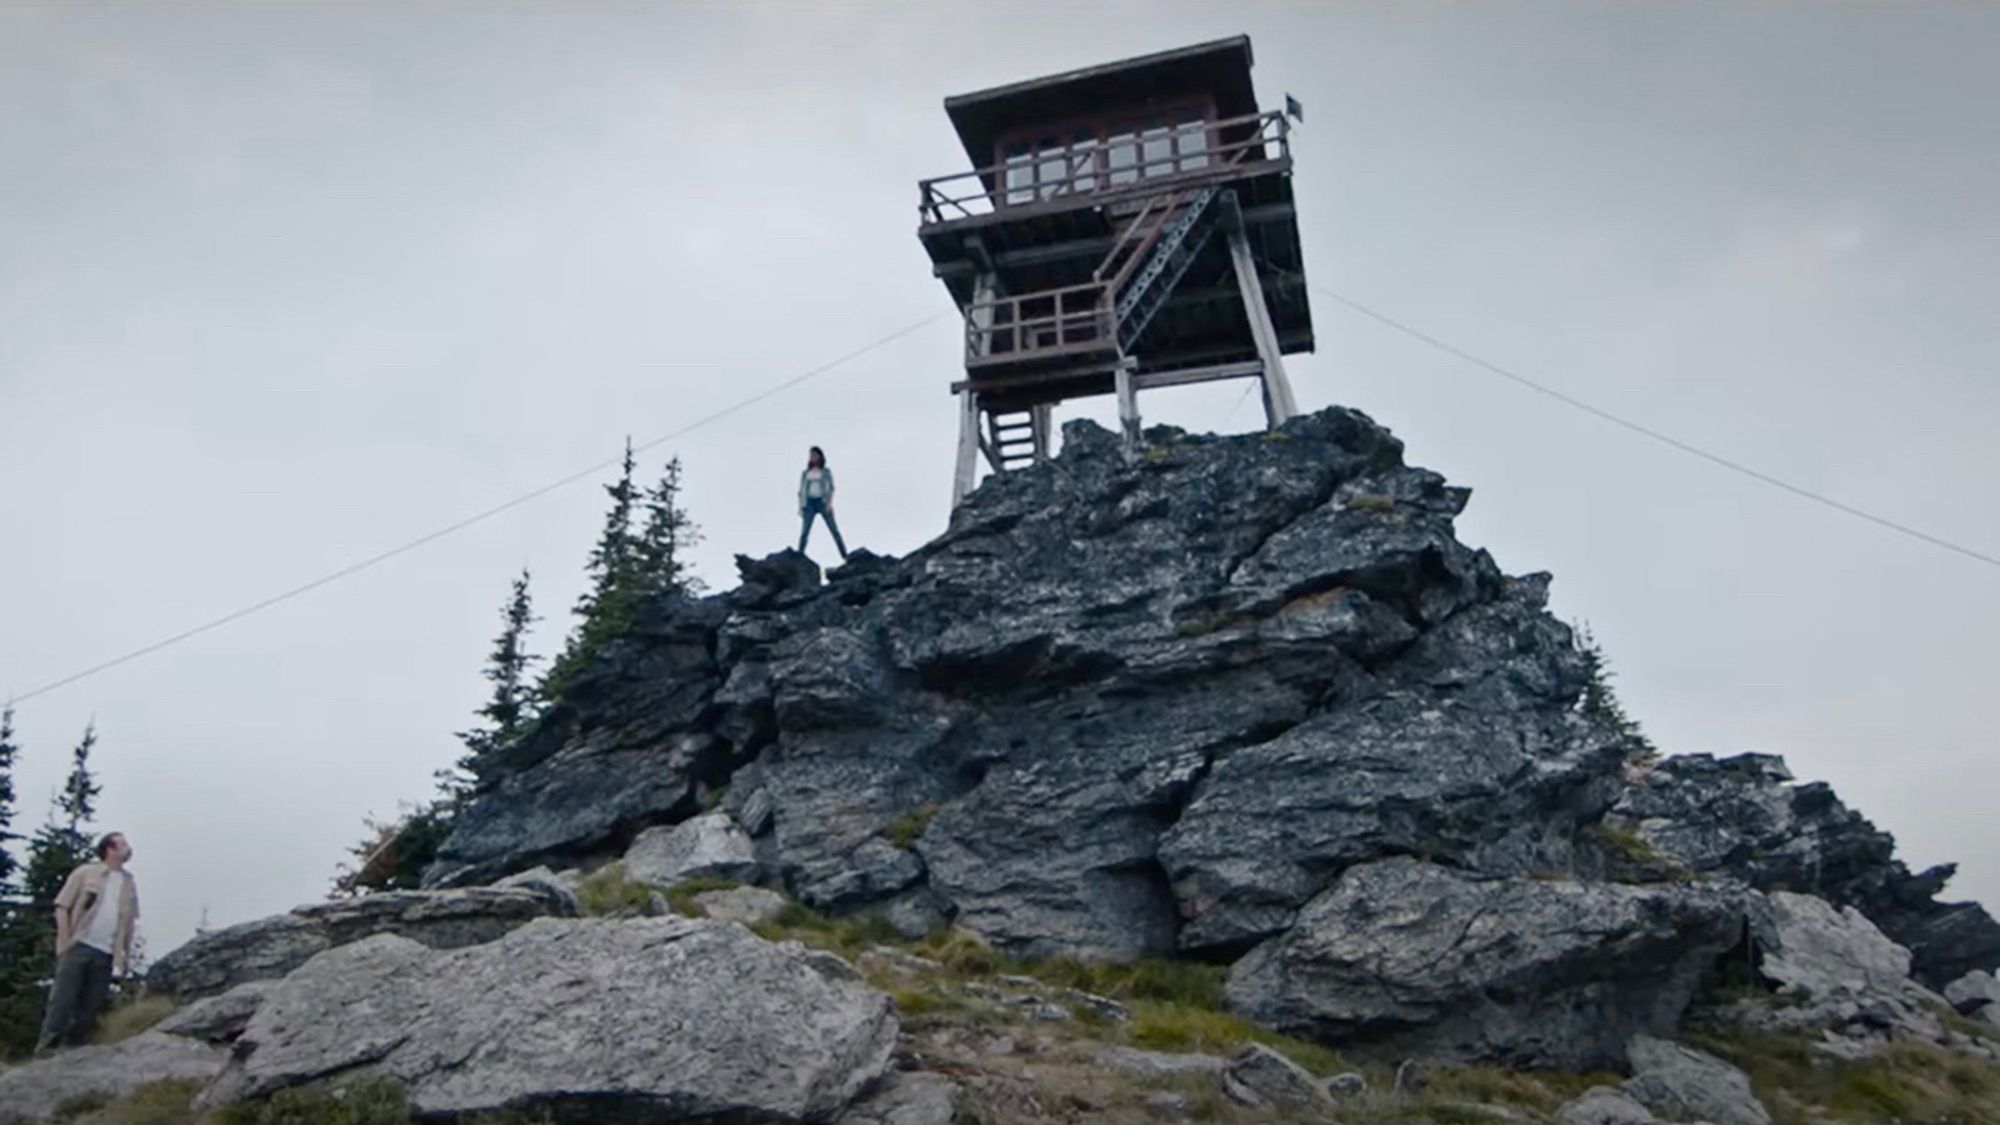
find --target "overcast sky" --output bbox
[2,2,1995,961]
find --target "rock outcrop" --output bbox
[147,884,565,998]
[1609,752,2000,986]
[198,916,897,1120]
[393,407,1996,1067]
[1223,858,1742,1069]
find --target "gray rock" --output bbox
[835,1071,960,1125]
[147,885,560,998]
[1555,1087,1663,1125]
[623,811,762,887]
[1226,858,1743,1070]
[1221,1043,1330,1110]
[1749,891,1925,1000]
[1144,1090,1191,1118]
[0,1031,227,1123]
[154,979,278,1042]
[693,885,791,925]
[1092,1045,1227,1078]
[1061,987,1130,1022]
[1945,969,2000,1014]
[1325,1071,1367,1095]
[1609,752,2000,988]
[492,864,580,915]
[1623,1035,1770,1125]
[199,917,897,1120]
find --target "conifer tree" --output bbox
[1,722,101,1056]
[0,705,20,898]
[1575,625,1656,761]
[545,440,649,696]
[575,438,640,624]
[23,722,100,905]
[635,455,704,598]
[444,569,541,796]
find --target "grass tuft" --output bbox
[574,863,654,917]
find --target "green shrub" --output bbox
[575,863,653,917]
[215,1077,410,1125]
[884,805,940,850]
[1346,493,1396,514]
[658,876,740,918]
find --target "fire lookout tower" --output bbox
[917,36,1313,502]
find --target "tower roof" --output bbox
[942,35,1258,169]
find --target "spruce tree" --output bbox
[575,438,639,624]
[545,440,645,696]
[1575,625,1657,761]
[0,705,20,898]
[635,456,704,598]
[23,722,100,905]
[1,722,100,1056]
[444,569,540,796]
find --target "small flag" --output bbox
[1285,93,1304,123]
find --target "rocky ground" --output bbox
[5,869,2000,1123]
[7,407,1996,1123]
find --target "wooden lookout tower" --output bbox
[917,36,1313,502]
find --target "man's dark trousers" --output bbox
[37,944,113,1051]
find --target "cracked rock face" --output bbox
[1222,858,1744,1070]
[398,406,1994,1061]
[199,917,897,1121]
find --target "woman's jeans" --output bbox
[799,498,847,558]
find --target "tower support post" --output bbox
[1227,228,1299,428]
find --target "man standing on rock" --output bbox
[36,832,140,1053]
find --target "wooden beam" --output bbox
[1131,360,1263,392]
[953,388,981,506]
[1114,359,1141,451]
[1227,228,1298,426]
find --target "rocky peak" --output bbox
[421,405,1996,1050]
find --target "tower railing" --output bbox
[918,109,1289,227]
[963,281,1116,370]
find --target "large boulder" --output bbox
[1622,1034,1770,1125]
[199,916,896,1121]
[1748,891,1925,1001]
[1225,858,1743,1069]
[0,1032,226,1124]
[146,884,564,999]
[623,810,762,887]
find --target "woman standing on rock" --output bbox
[798,445,848,561]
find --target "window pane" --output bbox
[1106,134,1138,185]
[1141,127,1172,178]
[1177,122,1210,171]
[1072,128,1098,192]
[1005,152,1034,205]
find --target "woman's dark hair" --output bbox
[95,833,124,860]
[808,446,826,468]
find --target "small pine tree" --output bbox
[575,438,640,625]
[544,440,655,697]
[0,721,101,1057]
[1574,624,1657,762]
[634,456,704,599]
[0,704,20,898]
[442,569,541,798]
[23,722,101,905]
